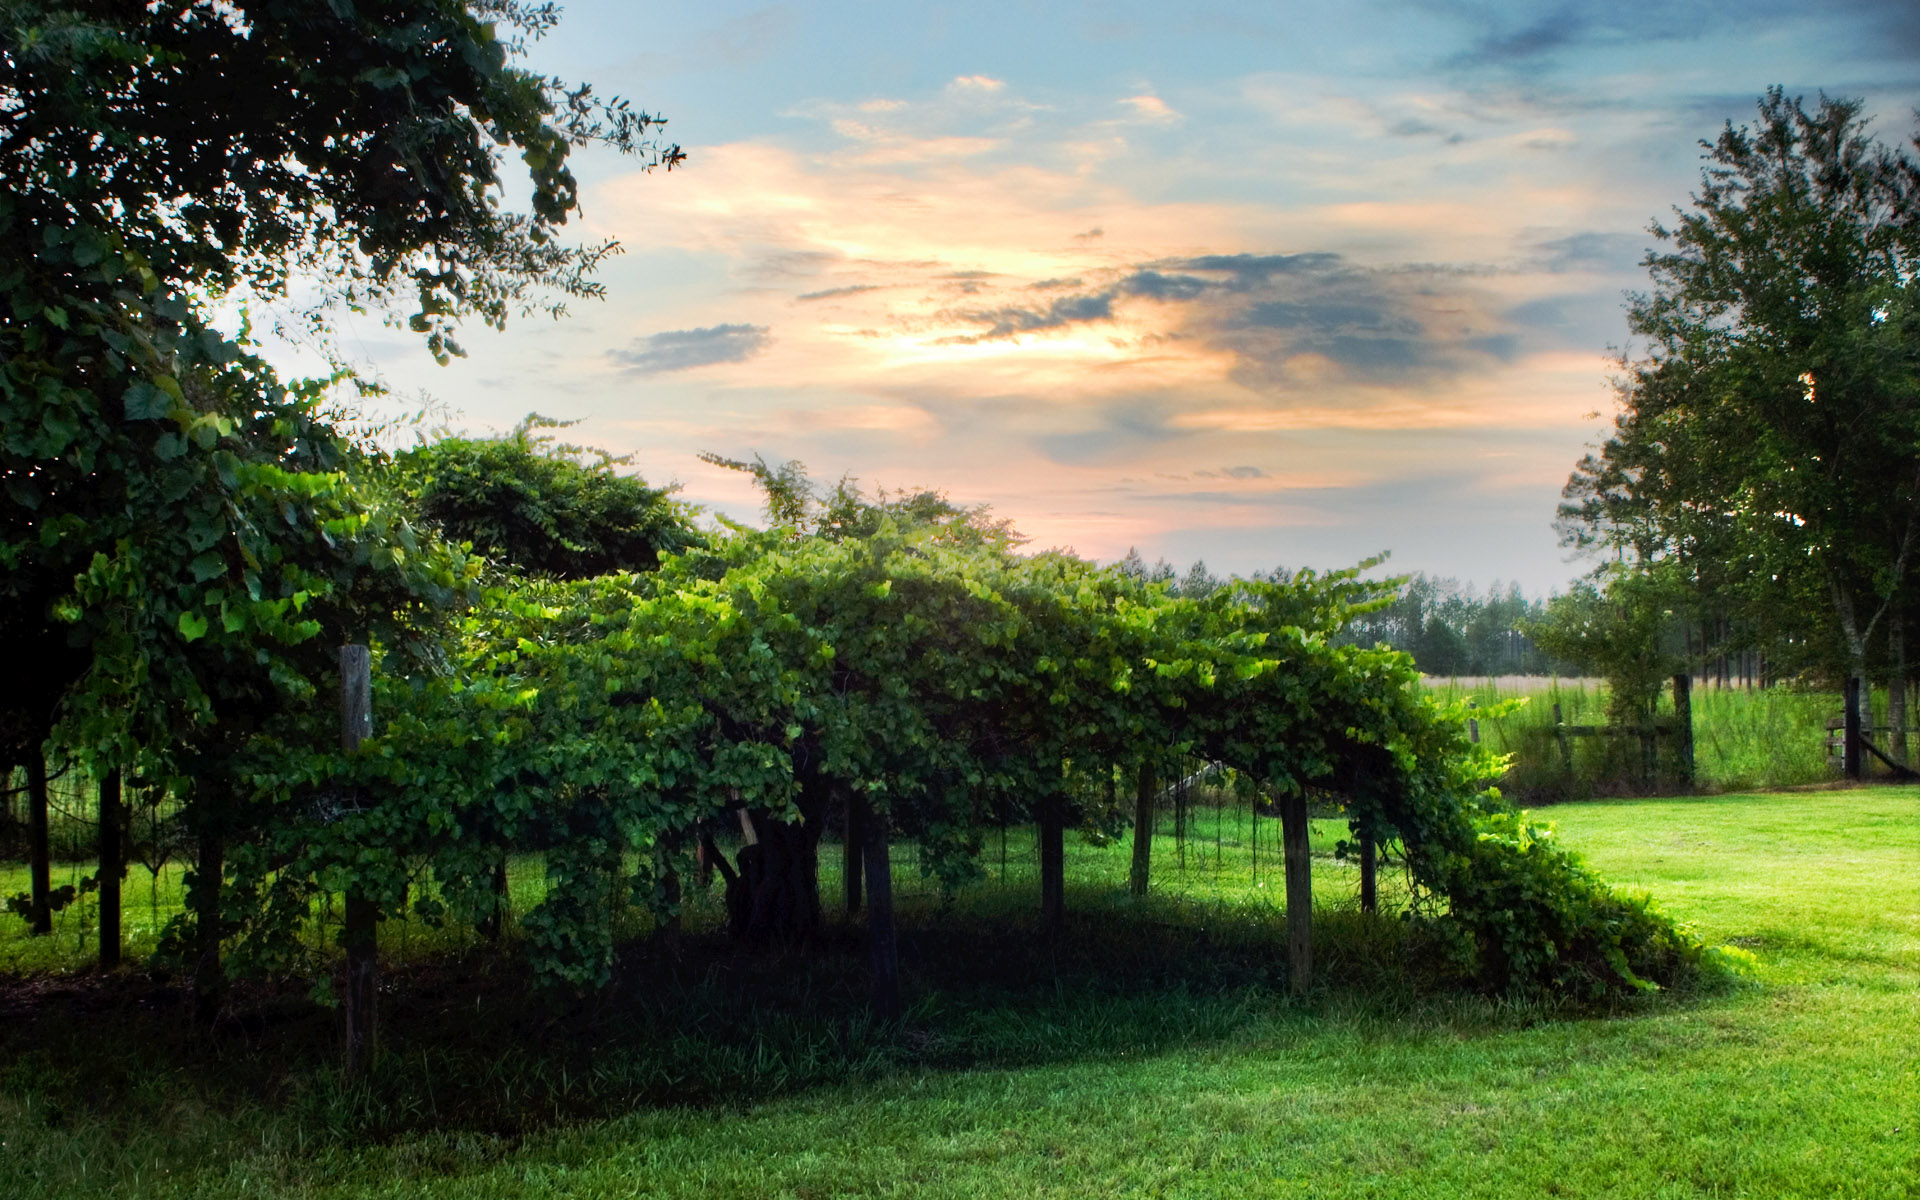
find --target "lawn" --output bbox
[3,786,1915,1198]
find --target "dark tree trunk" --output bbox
[1038,791,1064,933]
[1129,762,1156,898]
[25,748,51,936]
[99,769,122,968]
[1844,676,1863,781]
[1891,623,1908,768]
[1672,672,1695,789]
[724,810,822,942]
[859,798,899,1022]
[1277,789,1312,996]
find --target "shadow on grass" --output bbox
[0,883,1698,1150]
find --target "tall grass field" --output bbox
[2,783,1915,1199]
[1422,677,1859,797]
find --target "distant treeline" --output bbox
[1117,552,1576,677]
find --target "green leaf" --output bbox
[177,610,209,641]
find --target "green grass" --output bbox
[3,786,1916,1198]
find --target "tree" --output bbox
[1559,89,1920,691]
[395,414,703,579]
[1,0,670,1003]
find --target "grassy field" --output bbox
[1423,678,1851,796]
[2,784,1915,1198]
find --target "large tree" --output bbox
[0,0,672,978]
[1559,88,1920,687]
[1559,89,1920,687]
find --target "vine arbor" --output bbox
[265,525,1698,1033]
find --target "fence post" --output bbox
[1359,832,1377,915]
[99,769,123,967]
[339,644,377,1077]
[858,796,900,1022]
[1278,789,1312,996]
[1039,790,1065,934]
[1129,761,1156,898]
[1844,676,1863,781]
[1671,673,1694,789]
[843,788,864,917]
[25,748,51,936]
[1552,702,1571,771]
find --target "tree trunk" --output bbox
[1039,792,1064,934]
[1672,673,1695,789]
[99,768,122,968]
[724,810,822,942]
[25,748,51,936]
[1844,676,1863,781]
[859,797,899,1022]
[1891,624,1908,768]
[338,644,377,1073]
[1129,762,1156,898]
[1277,789,1312,996]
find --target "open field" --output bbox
[1422,679,1853,795]
[3,785,1916,1198]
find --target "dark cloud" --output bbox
[1528,231,1647,273]
[797,284,882,301]
[609,324,773,373]
[1074,227,1105,240]
[1387,117,1463,143]
[1195,465,1271,480]
[944,291,1116,342]
[1458,8,1587,65]
[1175,252,1344,283]
[939,248,1524,383]
[1121,270,1212,301]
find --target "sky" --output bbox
[270,0,1920,595]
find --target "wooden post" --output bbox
[1277,789,1312,996]
[339,644,377,1076]
[1129,761,1156,898]
[1552,702,1571,771]
[25,748,51,936]
[1359,832,1377,914]
[844,790,864,917]
[1671,673,1694,789]
[1038,791,1064,933]
[192,826,225,1026]
[1843,676,1863,781]
[479,857,509,943]
[859,797,899,1022]
[99,768,123,967]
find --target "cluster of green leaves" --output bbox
[394,414,704,579]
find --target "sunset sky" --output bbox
[282,1,1920,594]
